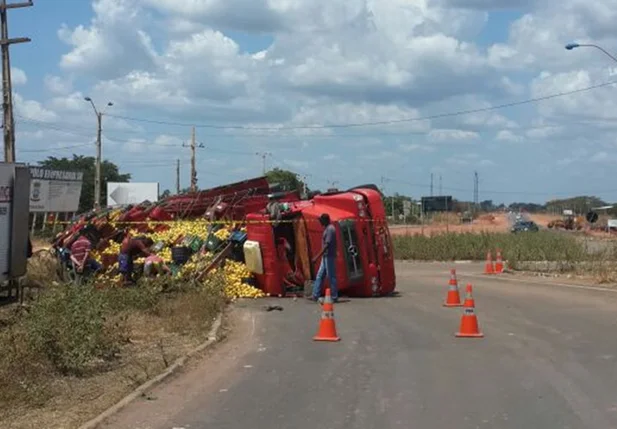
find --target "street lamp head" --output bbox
[565,43,580,50]
[84,96,92,101]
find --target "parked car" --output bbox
[511,220,539,233]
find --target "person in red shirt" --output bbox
[70,227,102,274]
[118,235,154,284]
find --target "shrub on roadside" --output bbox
[0,272,228,411]
[392,231,592,262]
[25,284,119,376]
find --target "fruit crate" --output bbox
[181,235,203,253]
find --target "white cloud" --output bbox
[428,129,480,142]
[496,130,523,142]
[58,0,158,79]
[399,143,436,152]
[11,67,27,85]
[44,75,73,95]
[13,93,58,122]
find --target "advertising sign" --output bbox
[29,167,83,212]
[403,200,412,217]
[421,196,453,212]
[107,182,159,207]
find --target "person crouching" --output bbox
[118,235,153,285]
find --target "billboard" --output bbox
[29,167,83,213]
[421,196,453,212]
[107,182,159,207]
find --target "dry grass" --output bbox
[392,231,617,283]
[0,261,227,429]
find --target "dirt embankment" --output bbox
[389,212,510,236]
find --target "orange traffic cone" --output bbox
[462,283,475,308]
[495,249,504,274]
[443,269,462,307]
[313,288,340,342]
[455,298,484,338]
[484,251,495,275]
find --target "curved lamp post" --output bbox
[565,43,617,64]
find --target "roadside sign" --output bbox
[107,182,159,206]
[403,200,411,216]
[29,167,83,212]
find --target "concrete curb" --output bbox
[78,313,223,429]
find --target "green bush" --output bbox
[24,284,119,376]
[392,231,591,262]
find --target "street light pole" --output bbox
[84,97,113,210]
[565,43,617,64]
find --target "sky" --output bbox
[8,0,617,204]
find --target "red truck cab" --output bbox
[245,185,395,297]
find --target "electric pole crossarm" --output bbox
[0,1,34,10]
[0,37,28,45]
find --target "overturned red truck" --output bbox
[54,177,396,297]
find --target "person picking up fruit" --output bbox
[118,235,154,285]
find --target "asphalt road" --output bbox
[102,262,617,429]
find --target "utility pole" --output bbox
[190,126,197,192]
[439,175,442,195]
[473,171,479,211]
[1,0,32,162]
[430,173,434,196]
[256,152,272,175]
[95,111,102,206]
[176,159,180,194]
[84,97,113,210]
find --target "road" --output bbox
[102,262,617,429]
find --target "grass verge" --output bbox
[0,269,227,428]
[392,231,594,261]
[392,231,617,282]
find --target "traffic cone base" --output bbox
[455,332,484,338]
[455,307,484,338]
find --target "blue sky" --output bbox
[11,0,617,204]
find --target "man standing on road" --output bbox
[311,213,338,302]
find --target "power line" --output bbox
[385,176,617,197]
[19,142,92,153]
[103,79,617,130]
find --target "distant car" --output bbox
[511,221,539,233]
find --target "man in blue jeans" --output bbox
[311,213,338,302]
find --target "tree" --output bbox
[160,189,172,199]
[545,196,606,215]
[39,155,131,213]
[265,168,307,194]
